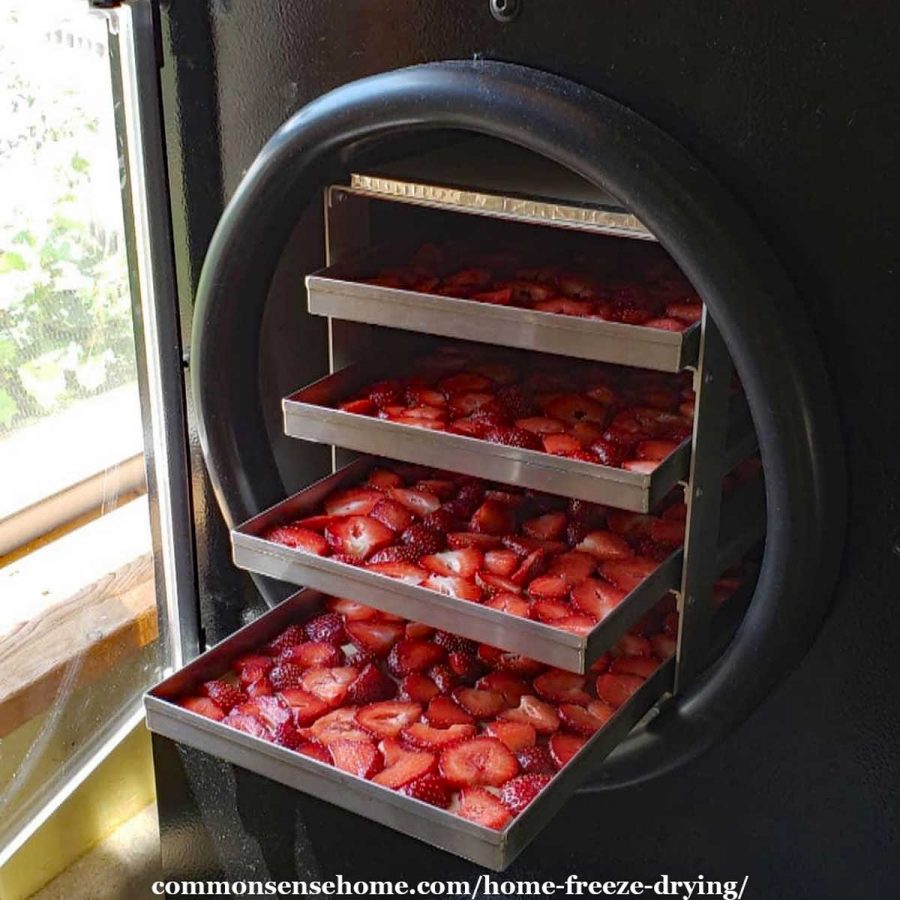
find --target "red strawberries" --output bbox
[327,345,696,471]
[261,463,692,634]
[173,592,676,831]
[359,242,701,331]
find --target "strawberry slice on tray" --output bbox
[321,342,699,470]
[168,584,723,832]
[258,459,708,637]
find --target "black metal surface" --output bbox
[157,0,900,886]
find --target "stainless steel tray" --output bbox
[144,589,673,871]
[282,362,692,514]
[231,457,686,672]
[305,250,700,373]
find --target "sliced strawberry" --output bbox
[278,688,331,726]
[326,597,378,621]
[388,487,441,516]
[323,487,382,516]
[476,645,545,677]
[549,731,587,768]
[446,532,501,550]
[377,736,407,766]
[484,720,537,752]
[499,773,552,815]
[399,773,453,808]
[372,750,437,789]
[403,404,447,421]
[238,661,273,687]
[452,687,507,719]
[599,556,659,592]
[296,740,332,764]
[339,397,377,415]
[280,642,343,669]
[516,416,566,435]
[393,415,446,431]
[438,370,493,393]
[449,391,500,417]
[366,467,405,490]
[542,433,583,456]
[426,695,474,727]
[364,560,429,585]
[483,426,544,451]
[404,621,436,641]
[570,420,606,448]
[223,712,269,739]
[595,672,645,708]
[299,666,359,707]
[346,663,397,705]
[366,379,403,408]
[611,655,660,678]
[268,663,306,690]
[589,438,627,468]
[387,640,446,676]
[586,700,617,726]
[439,737,518,787]
[476,572,523,596]
[484,592,531,617]
[421,548,483,578]
[469,499,518,536]
[308,707,370,744]
[291,514,340,533]
[533,670,591,705]
[328,739,383,779]
[402,722,476,749]
[423,573,482,602]
[547,551,596,585]
[399,523,444,556]
[233,653,275,673]
[433,630,478,655]
[456,787,512,830]
[447,650,482,682]
[571,578,626,619]
[246,678,274,698]
[427,664,458,695]
[557,614,597,635]
[201,680,247,712]
[399,673,439,703]
[325,516,394,561]
[500,695,560,734]
[483,549,519,576]
[530,598,572,623]
[666,300,703,323]
[265,624,308,655]
[510,549,548,585]
[345,620,404,657]
[264,524,329,556]
[612,633,654,657]
[356,700,422,738]
[180,696,225,721]
[623,459,659,473]
[370,498,415,533]
[576,530,633,561]
[559,703,608,736]
[420,507,461,534]
[527,573,570,599]
[516,745,555,776]
[521,511,567,541]
[651,633,677,660]
[606,510,654,538]
[303,612,347,646]
[477,671,529,706]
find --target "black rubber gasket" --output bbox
[191,60,846,788]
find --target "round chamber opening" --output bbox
[193,61,845,790]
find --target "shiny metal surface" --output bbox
[230,457,681,671]
[306,244,699,373]
[145,589,672,870]
[282,362,691,513]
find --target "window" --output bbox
[0,0,188,861]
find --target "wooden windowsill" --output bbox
[0,496,158,738]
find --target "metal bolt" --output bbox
[490,0,521,22]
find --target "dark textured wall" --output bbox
[156,0,900,891]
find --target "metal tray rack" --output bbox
[232,456,765,673]
[145,589,673,871]
[148,153,768,870]
[306,243,700,373]
[282,357,753,514]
